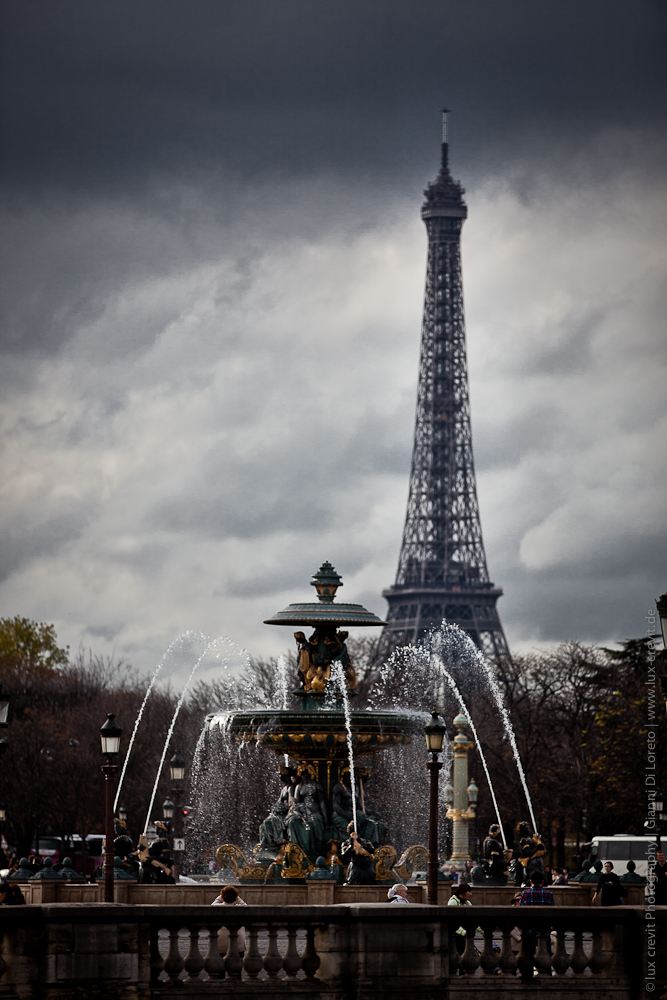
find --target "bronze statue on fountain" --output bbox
[217,562,426,884]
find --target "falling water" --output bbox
[114,630,207,812]
[330,661,357,834]
[277,655,289,710]
[431,652,507,849]
[475,648,538,834]
[432,623,538,834]
[143,637,232,834]
[277,654,290,767]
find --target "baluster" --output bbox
[150,927,166,983]
[498,924,516,975]
[479,925,497,975]
[184,925,205,980]
[570,929,588,975]
[264,925,283,977]
[302,926,320,979]
[164,926,184,983]
[552,928,570,976]
[534,927,552,977]
[224,926,244,978]
[204,925,225,979]
[516,931,534,980]
[244,926,264,978]
[588,928,607,974]
[283,925,301,978]
[448,927,462,974]
[460,924,480,973]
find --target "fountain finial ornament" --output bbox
[264,562,386,701]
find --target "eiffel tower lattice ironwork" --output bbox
[383,111,510,660]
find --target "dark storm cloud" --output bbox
[2,0,665,194]
[0,0,665,676]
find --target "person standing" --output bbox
[447,883,474,965]
[592,862,624,905]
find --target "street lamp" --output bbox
[99,713,122,903]
[424,710,447,905]
[0,801,6,822]
[118,805,127,825]
[169,752,186,782]
[0,685,11,728]
[162,799,174,822]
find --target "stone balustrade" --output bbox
[13,879,646,906]
[0,903,663,999]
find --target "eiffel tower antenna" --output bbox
[383,111,511,660]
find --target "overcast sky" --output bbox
[1,0,666,683]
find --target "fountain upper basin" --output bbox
[209,709,422,761]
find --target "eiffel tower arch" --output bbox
[383,112,510,660]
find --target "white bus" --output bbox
[589,835,657,878]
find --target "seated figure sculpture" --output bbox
[285,767,327,861]
[257,768,296,860]
[332,771,386,847]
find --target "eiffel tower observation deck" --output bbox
[383,111,510,660]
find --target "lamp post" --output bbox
[445,713,477,868]
[424,710,446,905]
[169,752,186,878]
[99,713,122,903]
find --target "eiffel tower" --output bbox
[383,111,510,660]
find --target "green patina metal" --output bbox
[222,563,421,882]
[263,560,386,628]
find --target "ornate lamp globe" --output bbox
[162,799,174,821]
[310,561,343,603]
[118,805,128,824]
[453,712,468,730]
[467,779,479,804]
[169,752,186,782]
[99,713,122,756]
[424,710,446,753]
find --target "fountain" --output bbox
[211,562,427,884]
